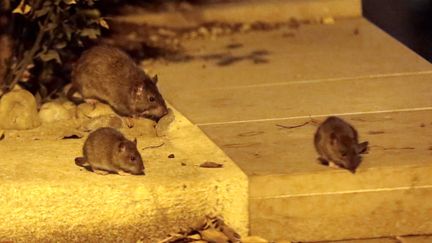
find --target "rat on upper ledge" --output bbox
[68,45,168,121]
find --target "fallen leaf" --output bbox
[12,0,31,15]
[98,18,110,29]
[63,0,77,5]
[200,229,229,243]
[61,132,83,139]
[368,130,385,135]
[200,161,223,168]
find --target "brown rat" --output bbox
[75,127,145,175]
[68,45,168,121]
[314,116,368,173]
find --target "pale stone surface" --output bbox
[157,18,431,90]
[0,106,248,242]
[201,111,432,177]
[251,187,432,242]
[203,111,432,241]
[151,17,432,242]
[399,235,432,243]
[165,73,432,124]
[156,18,432,124]
[116,0,361,28]
[320,238,398,243]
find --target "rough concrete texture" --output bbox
[116,0,361,28]
[0,105,248,242]
[213,112,432,242]
[320,238,399,243]
[155,18,432,125]
[149,17,432,241]
[399,235,432,243]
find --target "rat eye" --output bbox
[149,96,156,102]
[130,156,136,162]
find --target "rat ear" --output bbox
[357,141,369,154]
[133,138,137,145]
[152,75,158,84]
[118,142,126,152]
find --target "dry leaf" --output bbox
[12,0,31,15]
[200,229,229,243]
[98,18,110,29]
[200,161,223,168]
[63,0,77,4]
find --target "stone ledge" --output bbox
[114,0,361,28]
[0,105,248,242]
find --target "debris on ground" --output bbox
[142,142,165,150]
[158,215,240,243]
[199,161,223,168]
[367,130,385,135]
[276,121,310,129]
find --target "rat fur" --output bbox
[75,127,145,175]
[314,116,368,173]
[68,45,168,120]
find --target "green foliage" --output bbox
[2,0,109,101]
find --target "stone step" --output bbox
[0,106,248,242]
[152,16,432,241]
[115,0,361,28]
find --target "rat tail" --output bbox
[75,157,93,172]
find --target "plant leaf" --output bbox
[12,0,32,15]
[98,18,109,29]
[34,7,50,17]
[39,50,62,64]
[80,28,100,39]
[81,9,100,18]
[63,0,77,5]
[54,42,67,49]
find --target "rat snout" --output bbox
[141,105,168,121]
[344,153,362,173]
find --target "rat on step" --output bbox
[314,116,368,173]
[75,127,145,175]
[68,45,168,121]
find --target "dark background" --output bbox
[363,0,432,62]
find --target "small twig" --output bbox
[4,10,50,92]
[142,142,165,150]
[369,145,415,150]
[276,121,309,129]
[368,130,385,135]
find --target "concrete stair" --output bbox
[0,107,248,242]
[153,15,432,242]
